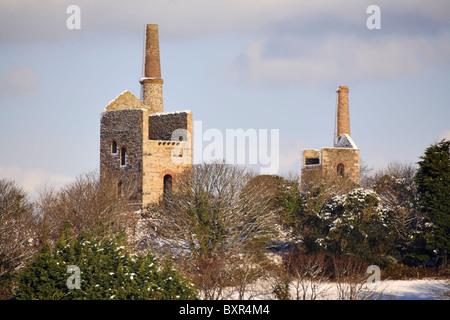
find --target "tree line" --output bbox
[0,140,448,299]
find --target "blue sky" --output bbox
[0,0,449,195]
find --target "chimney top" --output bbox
[335,85,351,145]
[336,85,349,92]
[142,24,161,80]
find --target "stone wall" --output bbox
[148,111,189,141]
[141,112,193,207]
[100,109,145,202]
[321,147,360,183]
[140,78,163,113]
[302,149,321,166]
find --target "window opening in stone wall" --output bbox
[163,174,173,194]
[337,163,345,176]
[112,140,118,154]
[305,158,320,165]
[121,147,127,166]
[117,180,123,198]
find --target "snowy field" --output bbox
[220,279,449,300]
[368,279,449,300]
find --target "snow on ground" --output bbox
[320,279,450,300]
[374,279,449,300]
[222,279,449,300]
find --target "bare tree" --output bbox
[270,264,292,300]
[34,170,140,247]
[143,162,280,298]
[359,159,375,188]
[0,179,38,298]
[332,255,375,300]
[186,254,229,300]
[225,252,276,300]
[285,251,330,300]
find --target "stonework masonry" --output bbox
[100,24,193,210]
[141,111,192,207]
[142,25,161,79]
[148,111,189,141]
[335,86,350,140]
[321,147,360,182]
[140,78,163,113]
[301,86,360,188]
[100,108,145,203]
[140,24,164,113]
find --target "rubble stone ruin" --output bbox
[301,86,360,188]
[100,24,193,209]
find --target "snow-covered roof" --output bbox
[334,134,358,149]
[104,90,148,112]
[150,110,191,116]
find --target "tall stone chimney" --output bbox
[140,24,163,113]
[335,85,350,145]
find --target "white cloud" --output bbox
[0,165,74,198]
[230,33,450,85]
[0,63,40,98]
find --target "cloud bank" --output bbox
[230,33,450,86]
[0,165,74,198]
[1,0,449,41]
[1,1,449,87]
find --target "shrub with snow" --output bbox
[317,188,396,263]
[14,234,198,300]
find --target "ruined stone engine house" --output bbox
[100,24,193,209]
[301,86,360,187]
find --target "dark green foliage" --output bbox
[415,139,450,265]
[14,234,197,300]
[187,190,226,259]
[13,243,66,300]
[272,275,291,300]
[275,178,305,230]
[318,188,395,264]
[275,178,324,252]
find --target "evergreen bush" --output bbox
[14,234,197,300]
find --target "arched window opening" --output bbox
[111,140,118,154]
[117,180,123,198]
[121,147,127,166]
[163,174,173,194]
[337,163,345,176]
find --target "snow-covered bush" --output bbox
[317,188,395,263]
